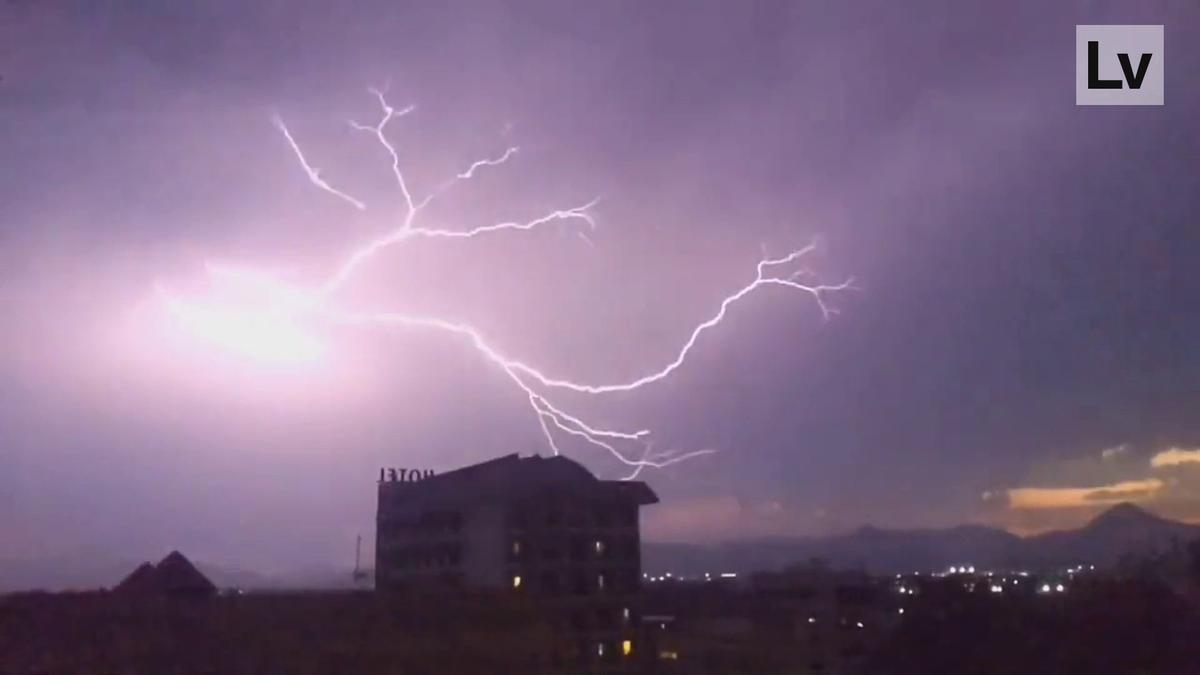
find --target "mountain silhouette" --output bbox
[644,503,1200,575]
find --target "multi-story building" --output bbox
[375,453,659,672]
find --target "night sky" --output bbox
[2,0,1199,575]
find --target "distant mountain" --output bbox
[1024,503,1200,568]
[643,503,1200,576]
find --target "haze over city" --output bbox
[2,0,1198,583]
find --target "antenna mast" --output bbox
[353,534,368,584]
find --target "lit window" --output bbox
[622,640,633,656]
[622,607,631,622]
[594,539,606,555]
[512,540,522,556]
[660,650,679,660]
[597,642,606,657]
[597,574,606,590]
[512,575,522,589]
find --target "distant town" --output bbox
[4,453,1200,674]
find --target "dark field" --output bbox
[0,590,548,675]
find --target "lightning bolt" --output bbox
[164,88,852,479]
[457,146,519,179]
[272,115,367,211]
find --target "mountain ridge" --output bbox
[643,502,1200,575]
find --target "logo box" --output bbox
[1076,25,1164,106]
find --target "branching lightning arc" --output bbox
[159,88,853,480]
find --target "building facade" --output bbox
[376,453,659,671]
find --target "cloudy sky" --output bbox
[2,0,1198,573]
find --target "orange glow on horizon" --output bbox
[1006,478,1164,510]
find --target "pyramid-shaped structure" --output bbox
[114,561,158,594]
[113,551,217,597]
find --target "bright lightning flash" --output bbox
[158,88,852,479]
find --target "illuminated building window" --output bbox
[659,650,679,660]
[512,575,522,589]
[512,540,522,556]
[597,642,606,657]
[597,573,606,590]
[594,539,606,555]
[622,607,631,622]
[622,640,633,656]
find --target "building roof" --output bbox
[379,453,658,510]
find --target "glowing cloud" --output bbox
[1150,447,1200,468]
[1005,478,1164,510]
[1100,443,1131,461]
[156,283,323,365]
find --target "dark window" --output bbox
[595,609,615,629]
[622,536,639,559]
[569,536,588,561]
[542,540,564,561]
[573,572,590,595]
[593,506,611,528]
[620,505,637,527]
[566,508,587,528]
[509,507,528,530]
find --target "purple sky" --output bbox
[2,0,1199,574]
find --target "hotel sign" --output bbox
[379,467,436,483]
